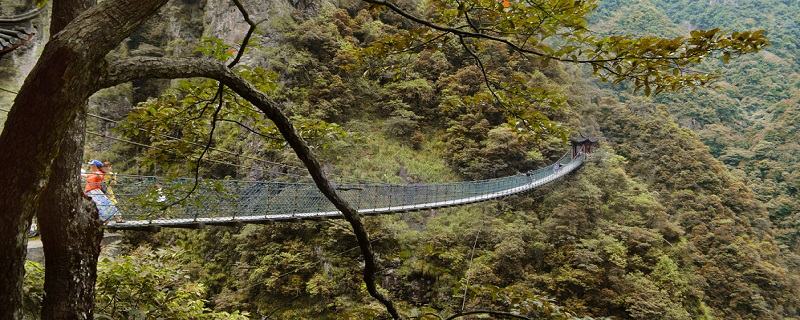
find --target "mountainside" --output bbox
[594,0,800,272]
[599,96,799,318]
[6,0,800,319]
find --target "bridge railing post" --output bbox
[293,185,299,219]
[413,184,419,207]
[423,184,429,206]
[264,183,271,221]
[388,184,394,211]
[232,180,239,222]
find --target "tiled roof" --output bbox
[0,8,42,56]
[0,21,35,55]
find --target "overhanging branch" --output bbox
[100,56,401,319]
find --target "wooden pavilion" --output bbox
[570,133,598,159]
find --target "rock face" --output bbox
[204,0,292,41]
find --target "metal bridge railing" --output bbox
[105,153,585,228]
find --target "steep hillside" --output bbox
[599,95,799,318]
[593,0,800,267]
[110,2,799,317]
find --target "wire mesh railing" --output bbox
[105,153,585,229]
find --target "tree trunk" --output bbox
[38,109,104,319]
[0,0,167,318]
[37,1,104,318]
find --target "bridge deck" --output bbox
[106,154,584,230]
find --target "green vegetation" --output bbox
[23,249,249,319]
[596,0,800,283]
[10,0,800,319]
[599,98,799,318]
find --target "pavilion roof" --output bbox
[570,133,598,144]
[0,8,41,57]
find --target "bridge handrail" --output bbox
[104,152,586,229]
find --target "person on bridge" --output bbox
[83,160,121,223]
[101,161,117,204]
[83,160,104,193]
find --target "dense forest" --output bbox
[3,0,800,319]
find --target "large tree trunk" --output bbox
[38,110,104,319]
[0,0,167,318]
[37,1,104,318]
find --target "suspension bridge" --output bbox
[103,153,586,230]
[2,95,593,232]
[1,5,595,233]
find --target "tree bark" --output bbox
[36,1,104,318]
[38,110,104,319]
[0,0,167,318]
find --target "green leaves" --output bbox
[118,46,349,177]
[22,261,45,318]
[359,0,769,111]
[586,28,769,96]
[453,284,579,319]
[196,37,241,62]
[94,247,249,319]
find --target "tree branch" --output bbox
[164,85,225,211]
[217,118,286,141]
[361,0,765,70]
[229,0,258,68]
[100,56,401,319]
[363,0,547,58]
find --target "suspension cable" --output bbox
[0,106,381,183]
[84,109,382,183]
[85,130,312,180]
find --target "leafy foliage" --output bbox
[94,247,249,319]
[355,0,768,138]
[596,0,800,283]
[118,60,345,178]
[22,261,45,319]
[21,248,248,319]
[598,98,800,318]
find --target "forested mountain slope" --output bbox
[599,96,799,318]
[5,0,799,319]
[594,0,800,265]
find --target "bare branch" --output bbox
[457,36,500,102]
[217,118,285,141]
[229,0,258,68]
[164,85,224,210]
